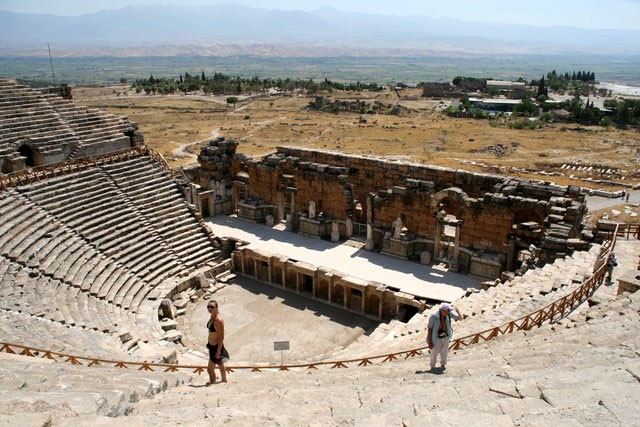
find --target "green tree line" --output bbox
[132,72,383,95]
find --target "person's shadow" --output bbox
[415,367,445,375]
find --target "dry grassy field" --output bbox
[76,85,639,189]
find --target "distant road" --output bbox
[586,190,639,211]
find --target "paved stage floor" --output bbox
[205,216,481,302]
[180,276,377,364]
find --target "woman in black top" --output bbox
[206,300,228,384]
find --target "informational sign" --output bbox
[273,341,290,351]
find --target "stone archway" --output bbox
[430,187,469,271]
[272,265,283,285]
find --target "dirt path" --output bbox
[239,115,288,141]
[169,127,221,163]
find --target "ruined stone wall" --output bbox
[291,169,353,218]
[198,137,238,192]
[276,146,506,203]
[197,141,588,278]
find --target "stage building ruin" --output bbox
[194,138,589,281]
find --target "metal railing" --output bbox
[0,226,618,374]
[616,223,640,240]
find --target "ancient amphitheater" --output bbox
[0,79,638,426]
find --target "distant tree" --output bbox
[452,76,463,86]
[537,76,547,99]
[514,97,538,116]
[179,74,183,83]
[201,70,206,81]
[226,96,238,105]
[149,74,156,84]
[119,77,128,84]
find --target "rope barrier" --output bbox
[0,226,618,375]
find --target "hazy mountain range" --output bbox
[1,4,638,55]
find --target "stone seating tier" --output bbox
[0,353,189,420]
[0,79,137,164]
[17,169,191,290]
[1,153,221,353]
[0,310,133,360]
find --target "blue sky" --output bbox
[1,0,639,30]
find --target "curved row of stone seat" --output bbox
[0,310,134,361]
[0,79,132,158]
[0,192,176,351]
[0,190,156,312]
[102,157,219,269]
[0,252,172,352]
[0,352,190,421]
[0,255,143,338]
[452,245,601,335]
[2,290,635,424]
[1,155,222,349]
[48,98,132,148]
[16,169,188,292]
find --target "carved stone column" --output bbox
[208,191,215,217]
[449,221,462,272]
[277,192,284,222]
[365,194,375,250]
[433,210,445,261]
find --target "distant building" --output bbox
[486,80,529,99]
[422,82,454,98]
[486,80,526,91]
[468,98,522,113]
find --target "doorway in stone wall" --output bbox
[397,303,419,323]
[301,274,313,295]
[18,144,35,167]
[434,196,464,265]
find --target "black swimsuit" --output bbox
[206,320,229,364]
